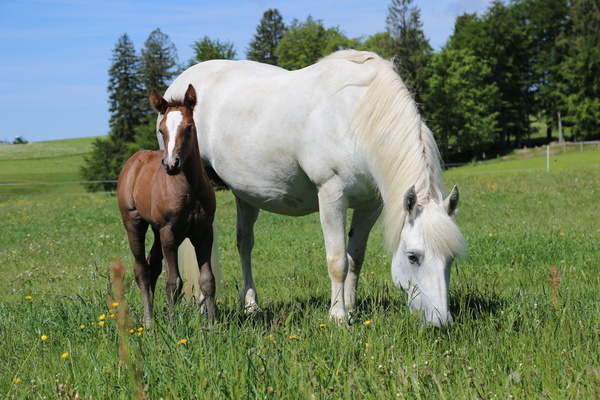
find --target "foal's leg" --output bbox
[124,217,154,329]
[190,228,216,320]
[159,226,183,310]
[344,206,381,314]
[146,227,164,304]
[317,181,349,323]
[235,196,261,313]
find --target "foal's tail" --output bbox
[178,221,222,302]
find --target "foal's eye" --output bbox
[407,253,420,265]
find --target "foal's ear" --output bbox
[150,89,169,115]
[443,185,459,216]
[184,84,197,111]
[403,186,418,219]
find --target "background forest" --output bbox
[81,0,600,192]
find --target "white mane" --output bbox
[322,51,461,254]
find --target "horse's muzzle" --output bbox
[162,157,181,175]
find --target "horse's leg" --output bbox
[318,182,349,323]
[235,196,261,313]
[159,226,183,310]
[147,227,163,305]
[345,206,381,314]
[124,217,154,329]
[190,229,216,320]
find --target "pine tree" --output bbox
[107,33,144,146]
[385,0,432,106]
[247,9,286,65]
[81,33,145,192]
[139,28,178,111]
[134,29,179,152]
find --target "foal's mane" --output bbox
[321,51,460,254]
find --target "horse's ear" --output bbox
[443,185,459,216]
[150,89,169,114]
[403,186,417,218]
[184,84,197,111]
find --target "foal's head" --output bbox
[151,84,198,175]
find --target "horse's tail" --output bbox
[178,221,222,302]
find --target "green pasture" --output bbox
[0,140,598,399]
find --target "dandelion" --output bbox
[112,302,119,308]
[136,332,142,336]
[13,378,21,384]
[559,232,565,236]
[364,320,372,325]
[365,343,371,347]
[288,335,298,340]
[216,299,223,303]
[177,339,188,345]
[98,321,105,327]
[41,335,48,341]
[98,314,106,320]
[268,334,274,340]
[137,327,144,332]
[319,324,326,328]
[25,296,32,300]
[61,352,69,359]
[79,324,85,329]
[488,233,494,237]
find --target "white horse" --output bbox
[160,50,466,326]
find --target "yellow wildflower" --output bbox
[41,335,48,341]
[177,339,188,345]
[61,352,69,359]
[364,320,372,325]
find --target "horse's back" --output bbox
[163,52,389,215]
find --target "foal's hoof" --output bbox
[243,301,262,315]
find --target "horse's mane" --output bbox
[321,50,463,256]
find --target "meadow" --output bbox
[0,140,598,399]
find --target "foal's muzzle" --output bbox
[162,156,181,175]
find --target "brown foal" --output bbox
[117,84,216,329]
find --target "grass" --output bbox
[0,140,599,399]
[0,137,101,197]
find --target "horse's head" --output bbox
[391,185,465,327]
[151,84,197,175]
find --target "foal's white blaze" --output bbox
[165,110,183,157]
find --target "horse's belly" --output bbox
[226,170,320,216]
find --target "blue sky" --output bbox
[0,0,491,143]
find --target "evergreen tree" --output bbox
[247,9,286,65]
[275,16,357,70]
[385,0,432,106]
[189,36,236,66]
[134,28,179,152]
[107,33,145,146]
[139,28,179,111]
[560,0,600,139]
[82,33,145,191]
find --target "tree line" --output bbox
[82,0,599,191]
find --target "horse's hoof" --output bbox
[244,301,262,315]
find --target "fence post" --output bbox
[547,145,550,173]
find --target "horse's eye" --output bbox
[408,253,420,265]
[186,125,193,134]
[158,130,164,137]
